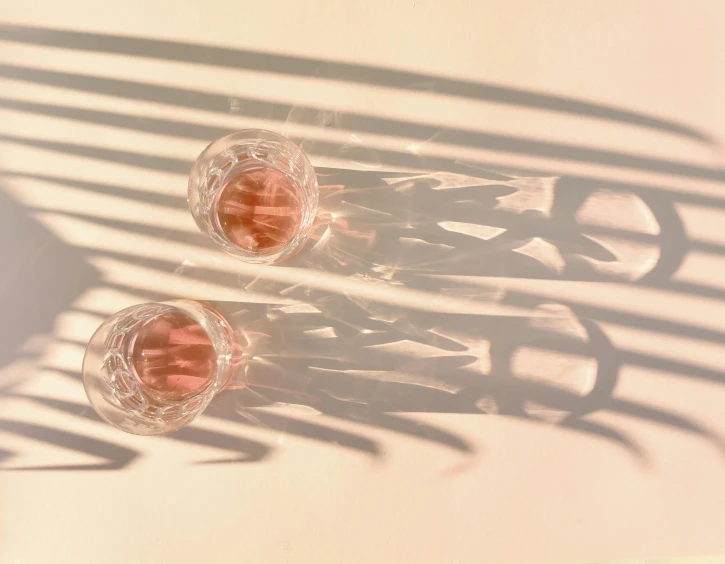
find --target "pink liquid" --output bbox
[132,312,217,401]
[216,167,303,253]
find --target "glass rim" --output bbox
[82,300,235,435]
[188,129,319,264]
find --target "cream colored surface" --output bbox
[1,1,725,563]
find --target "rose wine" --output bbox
[132,311,217,401]
[216,167,303,254]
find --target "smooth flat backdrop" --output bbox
[0,2,724,563]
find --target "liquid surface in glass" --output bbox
[132,311,217,401]
[216,167,303,253]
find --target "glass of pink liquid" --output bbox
[188,129,318,264]
[83,300,237,435]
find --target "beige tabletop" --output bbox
[0,1,724,563]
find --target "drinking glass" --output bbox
[83,300,236,435]
[188,129,318,264]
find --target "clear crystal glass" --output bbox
[82,300,236,435]
[188,129,318,264]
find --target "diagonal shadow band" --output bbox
[0,418,138,470]
[0,27,721,468]
[6,157,722,391]
[0,133,722,303]
[6,157,721,390]
[0,23,712,144]
[8,394,273,466]
[0,171,188,208]
[0,133,191,174]
[0,72,722,181]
